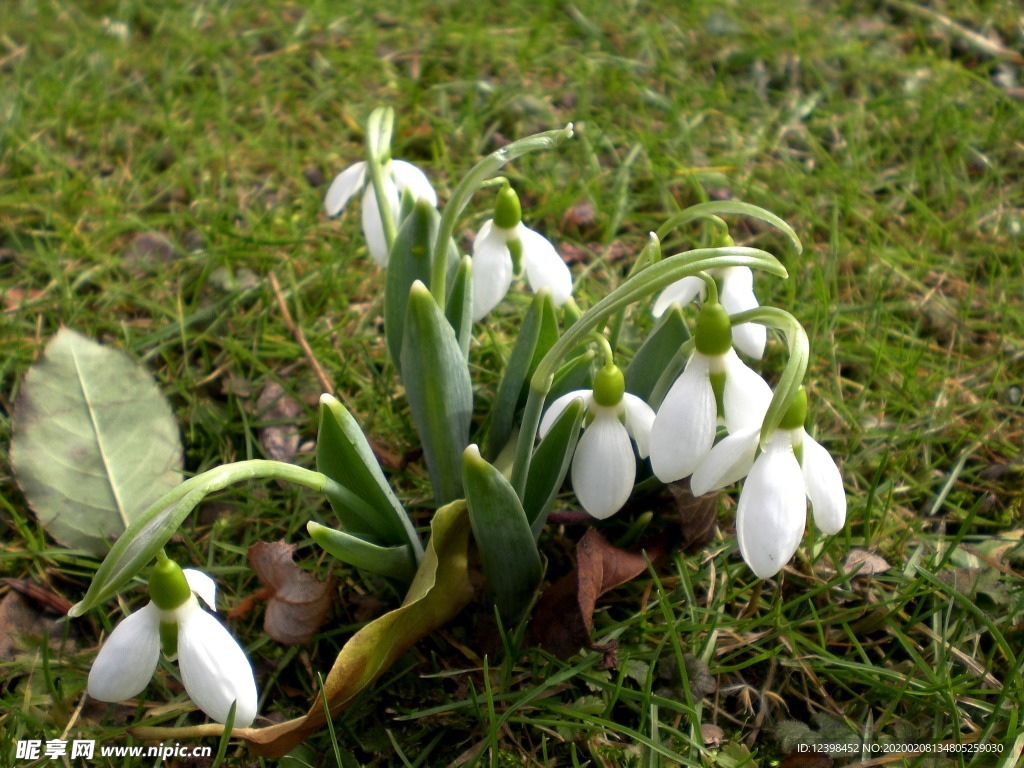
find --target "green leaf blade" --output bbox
[401,281,473,503]
[316,395,422,557]
[463,445,543,624]
[307,522,416,582]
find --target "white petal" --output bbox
[183,569,217,611]
[721,349,773,433]
[622,394,656,459]
[800,431,847,534]
[731,322,767,361]
[571,412,636,519]
[471,222,514,321]
[323,162,366,216]
[719,268,765,360]
[538,390,592,438]
[650,353,717,482]
[177,603,258,727]
[88,602,161,702]
[361,181,400,267]
[690,426,760,496]
[652,277,704,317]
[389,160,438,206]
[735,438,806,579]
[519,226,572,305]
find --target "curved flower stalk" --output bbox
[650,301,771,483]
[653,264,766,359]
[472,184,572,321]
[690,388,846,578]
[88,557,258,727]
[324,159,437,266]
[538,360,654,519]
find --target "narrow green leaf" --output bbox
[523,397,585,537]
[444,255,473,358]
[316,395,422,557]
[624,305,690,404]
[547,350,595,404]
[385,201,437,372]
[11,328,183,556]
[463,445,543,623]
[307,522,416,582]
[486,291,559,460]
[401,281,473,503]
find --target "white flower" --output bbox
[87,568,258,727]
[653,267,766,359]
[539,389,655,519]
[324,159,437,266]
[692,426,847,579]
[650,348,772,483]
[471,220,572,321]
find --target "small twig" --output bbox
[268,272,335,395]
[744,657,777,748]
[268,272,402,471]
[883,0,1023,63]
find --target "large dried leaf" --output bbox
[11,329,183,556]
[248,541,332,645]
[532,529,668,659]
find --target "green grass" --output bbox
[2,0,1023,766]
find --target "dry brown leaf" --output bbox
[256,381,302,463]
[843,549,891,576]
[701,723,724,748]
[669,481,720,550]
[531,529,667,659]
[779,750,835,768]
[248,541,331,645]
[0,590,63,660]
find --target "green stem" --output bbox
[655,200,803,254]
[589,332,615,367]
[729,306,809,446]
[509,245,787,496]
[430,124,575,305]
[69,460,351,617]
[365,109,398,261]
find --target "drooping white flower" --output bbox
[324,159,437,266]
[690,388,847,578]
[471,185,572,321]
[650,303,771,484]
[88,563,258,727]
[735,430,807,579]
[653,266,766,359]
[539,365,655,520]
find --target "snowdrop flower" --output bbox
[88,558,258,727]
[324,159,437,266]
[691,388,847,578]
[472,185,572,321]
[650,302,772,483]
[539,362,655,519]
[653,261,766,359]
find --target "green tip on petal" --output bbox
[694,302,732,356]
[592,363,625,407]
[494,185,522,230]
[148,558,192,611]
[779,386,808,430]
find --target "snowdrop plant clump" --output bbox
[66,108,847,746]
